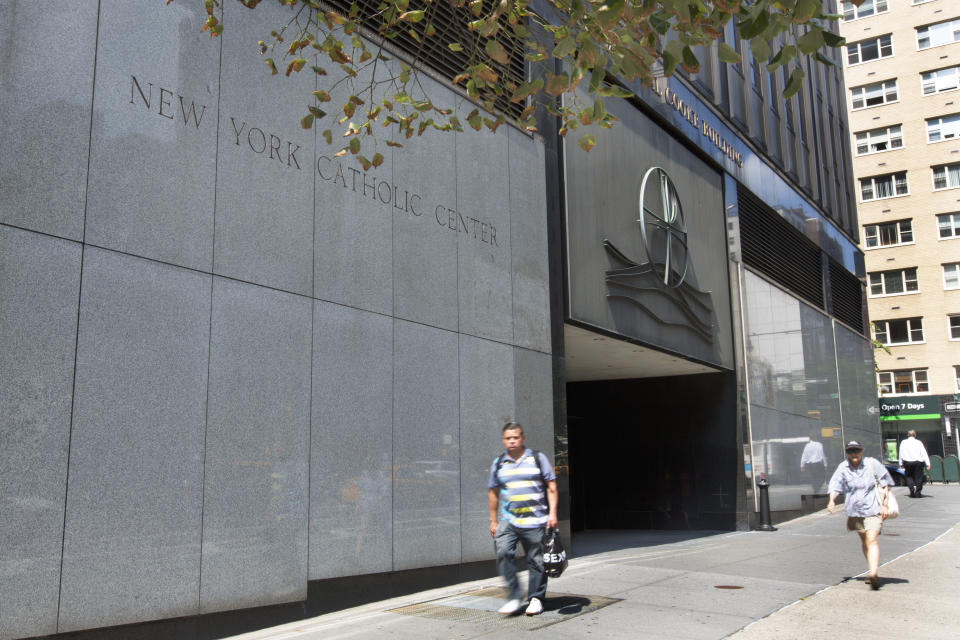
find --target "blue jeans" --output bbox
[495,521,546,601]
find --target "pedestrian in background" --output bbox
[826,441,893,590]
[488,422,558,616]
[898,429,931,498]
[800,431,828,494]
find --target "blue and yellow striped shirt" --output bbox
[488,448,556,528]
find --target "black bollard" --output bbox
[755,473,777,531]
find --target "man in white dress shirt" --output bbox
[800,432,828,494]
[898,430,931,498]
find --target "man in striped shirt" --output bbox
[488,422,558,616]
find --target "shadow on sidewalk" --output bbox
[571,529,729,557]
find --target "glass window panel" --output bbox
[885,270,904,293]
[888,321,908,343]
[951,316,960,339]
[945,264,960,289]
[905,268,918,290]
[901,220,913,242]
[879,223,898,245]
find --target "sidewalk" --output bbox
[227,486,960,640]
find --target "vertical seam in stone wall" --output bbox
[56,1,102,630]
[307,59,318,583]
[391,320,396,572]
[454,103,463,564]
[508,134,516,348]
[197,22,226,611]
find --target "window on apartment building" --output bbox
[938,212,960,238]
[847,35,893,65]
[873,317,925,345]
[933,163,960,190]
[955,366,960,392]
[860,172,908,201]
[913,0,934,5]
[851,80,898,109]
[869,267,919,296]
[843,0,888,20]
[922,65,960,95]
[944,263,960,289]
[917,18,960,50]
[927,114,960,142]
[878,369,929,395]
[864,219,913,248]
[950,316,960,340]
[855,125,903,154]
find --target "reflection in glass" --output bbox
[743,272,878,512]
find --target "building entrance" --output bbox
[567,372,738,532]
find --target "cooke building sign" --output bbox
[649,80,744,168]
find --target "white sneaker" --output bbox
[525,597,543,616]
[497,598,521,614]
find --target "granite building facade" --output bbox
[1,1,878,639]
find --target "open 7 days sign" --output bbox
[879,395,941,421]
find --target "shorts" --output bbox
[847,515,882,533]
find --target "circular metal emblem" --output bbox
[638,167,689,288]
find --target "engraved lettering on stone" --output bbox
[130,75,209,130]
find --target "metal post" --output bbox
[755,473,777,531]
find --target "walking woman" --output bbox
[826,441,894,589]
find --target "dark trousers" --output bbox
[904,461,926,495]
[495,521,546,602]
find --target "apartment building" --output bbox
[839,0,960,458]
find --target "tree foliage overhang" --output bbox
[179,0,850,166]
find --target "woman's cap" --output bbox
[844,440,863,452]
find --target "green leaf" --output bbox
[681,46,700,73]
[510,77,543,103]
[308,105,327,119]
[349,137,361,154]
[750,38,771,63]
[301,114,314,129]
[545,71,570,96]
[466,109,482,131]
[717,42,742,64]
[589,66,606,93]
[592,97,605,121]
[578,134,596,152]
[313,90,332,102]
[738,12,769,40]
[322,129,332,145]
[783,66,805,99]
[814,51,839,67]
[553,36,577,58]
[485,40,510,65]
[662,39,683,76]
[372,152,385,168]
[822,31,845,48]
[798,28,825,54]
[794,0,819,23]
[448,42,464,52]
[399,10,424,22]
[766,44,796,71]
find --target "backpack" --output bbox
[494,449,552,487]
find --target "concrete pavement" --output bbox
[226,486,960,640]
